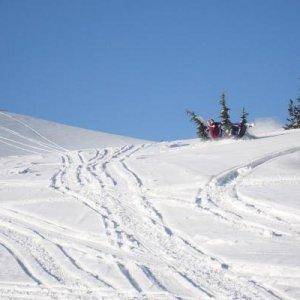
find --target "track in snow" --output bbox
[1,138,299,298]
[196,146,300,239]
[46,145,285,298]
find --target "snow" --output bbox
[0,112,300,299]
[0,111,145,157]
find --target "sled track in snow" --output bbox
[0,203,124,292]
[0,139,293,298]
[45,144,285,299]
[0,112,67,152]
[196,146,300,238]
[0,112,68,157]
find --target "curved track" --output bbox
[0,141,299,298]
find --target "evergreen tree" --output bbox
[295,96,300,128]
[186,110,209,140]
[240,107,249,126]
[219,93,231,133]
[237,107,249,138]
[284,99,300,129]
[284,99,295,129]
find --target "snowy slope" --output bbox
[0,115,299,299]
[0,111,145,157]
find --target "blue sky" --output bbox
[0,0,299,141]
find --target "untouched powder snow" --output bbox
[0,113,300,299]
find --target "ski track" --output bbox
[196,146,300,239]
[0,138,42,155]
[0,126,63,152]
[0,111,67,152]
[0,136,54,153]
[0,112,67,157]
[0,240,42,285]
[0,141,297,298]
[49,145,284,298]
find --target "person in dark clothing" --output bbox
[230,124,240,138]
[237,122,247,138]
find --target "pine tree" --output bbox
[295,96,300,128]
[284,99,297,129]
[219,93,231,134]
[186,110,209,140]
[240,107,249,126]
[236,107,249,138]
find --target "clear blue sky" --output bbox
[0,0,299,141]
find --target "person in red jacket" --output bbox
[208,119,220,139]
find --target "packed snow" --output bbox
[0,113,299,299]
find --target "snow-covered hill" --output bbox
[0,111,145,157]
[0,113,299,299]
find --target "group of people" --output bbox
[207,119,247,139]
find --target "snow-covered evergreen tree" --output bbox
[186,110,209,140]
[284,98,300,129]
[284,99,296,129]
[219,93,231,134]
[236,107,249,138]
[296,96,300,128]
[240,107,249,126]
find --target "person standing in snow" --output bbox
[237,121,247,138]
[230,124,240,138]
[208,119,220,139]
